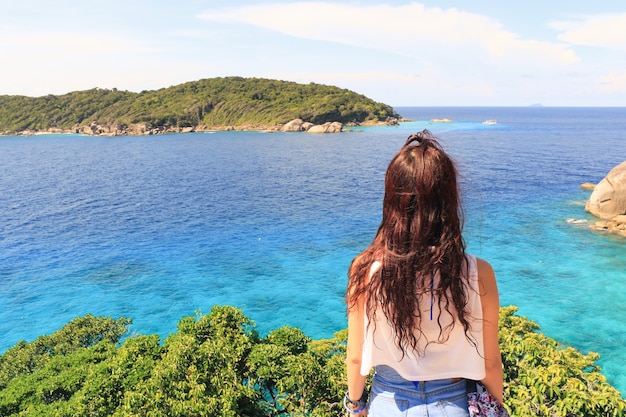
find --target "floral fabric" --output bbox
[467,380,510,417]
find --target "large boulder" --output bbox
[281,119,343,133]
[586,161,626,220]
[306,121,343,133]
[281,118,306,132]
[126,123,148,135]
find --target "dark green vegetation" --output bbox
[0,305,624,416]
[0,77,398,133]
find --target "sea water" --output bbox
[0,107,625,395]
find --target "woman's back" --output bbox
[361,255,485,381]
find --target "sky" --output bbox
[2,0,626,106]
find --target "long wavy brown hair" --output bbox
[347,130,474,357]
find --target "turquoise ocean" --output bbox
[1,107,625,395]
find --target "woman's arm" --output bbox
[346,293,368,416]
[476,257,504,404]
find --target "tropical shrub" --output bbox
[0,306,624,416]
[499,305,625,417]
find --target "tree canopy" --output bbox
[0,305,624,416]
[0,77,399,133]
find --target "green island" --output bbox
[0,77,400,136]
[0,305,624,417]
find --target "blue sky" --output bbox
[2,0,626,105]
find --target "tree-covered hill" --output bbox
[0,77,399,134]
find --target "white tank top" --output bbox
[360,254,486,381]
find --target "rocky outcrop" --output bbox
[280,119,313,132]
[77,121,124,136]
[589,216,626,238]
[8,122,283,136]
[586,161,626,219]
[279,116,399,133]
[351,116,400,127]
[279,119,342,133]
[583,161,626,238]
[306,121,343,134]
[6,116,401,136]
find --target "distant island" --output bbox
[0,77,401,136]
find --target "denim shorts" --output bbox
[368,366,469,417]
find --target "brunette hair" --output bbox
[347,130,473,356]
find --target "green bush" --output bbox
[500,306,625,416]
[0,314,130,390]
[0,306,623,416]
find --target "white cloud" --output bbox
[0,27,210,96]
[2,1,622,105]
[553,13,626,50]
[198,2,579,65]
[0,29,139,57]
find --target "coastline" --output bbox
[1,118,406,137]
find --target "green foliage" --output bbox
[118,306,260,417]
[0,315,129,417]
[0,306,624,416]
[0,77,399,132]
[247,326,345,416]
[72,334,162,416]
[499,306,626,417]
[0,314,130,390]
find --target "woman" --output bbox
[344,131,504,416]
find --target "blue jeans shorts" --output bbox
[368,366,469,417]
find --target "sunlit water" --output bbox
[1,107,625,394]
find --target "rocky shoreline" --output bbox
[2,117,402,137]
[589,215,626,237]
[578,161,626,238]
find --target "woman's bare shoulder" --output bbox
[475,257,494,275]
[475,257,497,293]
